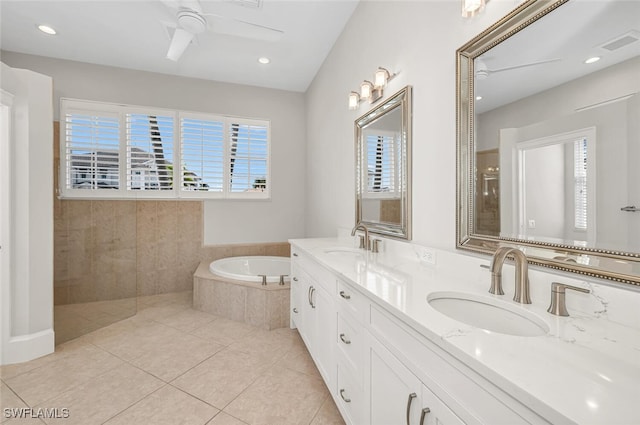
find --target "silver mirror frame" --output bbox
[456,0,640,286]
[356,86,412,240]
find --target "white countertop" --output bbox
[289,237,640,425]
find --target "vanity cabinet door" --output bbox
[292,261,336,391]
[420,384,464,425]
[369,337,423,425]
[312,284,336,391]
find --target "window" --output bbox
[64,111,120,190]
[574,137,588,230]
[126,113,174,191]
[60,99,270,199]
[365,131,399,196]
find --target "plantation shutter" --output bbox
[228,121,269,193]
[574,137,588,230]
[180,116,225,192]
[63,111,120,190]
[126,113,174,191]
[365,133,397,194]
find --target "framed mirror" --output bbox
[457,0,640,285]
[356,86,412,240]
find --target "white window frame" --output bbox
[60,98,270,200]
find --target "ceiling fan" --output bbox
[475,58,561,79]
[161,0,284,61]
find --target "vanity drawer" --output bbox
[336,312,364,385]
[336,363,365,425]
[336,279,368,323]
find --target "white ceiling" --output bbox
[474,0,640,113]
[0,0,359,92]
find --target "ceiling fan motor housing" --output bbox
[178,10,207,34]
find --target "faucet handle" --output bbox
[371,238,381,253]
[547,282,590,316]
[358,235,366,249]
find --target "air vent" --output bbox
[600,30,640,51]
[226,0,262,9]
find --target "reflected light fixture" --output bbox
[584,56,600,64]
[258,56,270,64]
[348,67,396,110]
[37,24,57,35]
[462,0,486,18]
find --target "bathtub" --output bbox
[194,256,291,330]
[208,256,291,284]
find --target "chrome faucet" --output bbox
[489,247,531,304]
[351,224,370,250]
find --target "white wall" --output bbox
[0,51,307,245]
[0,62,54,365]
[304,0,520,248]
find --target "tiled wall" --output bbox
[53,122,290,305]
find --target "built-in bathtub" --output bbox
[193,256,291,330]
[208,256,291,285]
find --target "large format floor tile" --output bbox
[104,385,218,425]
[224,366,329,425]
[1,291,345,425]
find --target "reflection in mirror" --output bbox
[356,86,412,239]
[457,0,640,285]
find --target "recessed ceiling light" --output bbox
[584,56,600,64]
[37,24,57,35]
[476,96,483,101]
[258,57,270,64]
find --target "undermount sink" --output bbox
[427,291,549,337]
[323,247,364,258]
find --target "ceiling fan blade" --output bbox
[490,58,561,73]
[204,13,284,42]
[166,28,195,61]
[180,0,203,14]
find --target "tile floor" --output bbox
[0,292,345,425]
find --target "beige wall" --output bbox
[53,122,290,304]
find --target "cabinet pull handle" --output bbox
[419,407,431,425]
[339,333,351,344]
[293,277,298,282]
[339,290,351,300]
[293,308,298,314]
[406,393,417,425]
[310,287,316,309]
[339,389,351,403]
[308,286,313,306]
[293,253,298,257]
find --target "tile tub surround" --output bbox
[194,262,291,330]
[0,291,344,425]
[291,237,640,425]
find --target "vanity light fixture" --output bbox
[348,92,361,110]
[348,67,396,110]
[462,0,486,18]
[360,81,374,99]
[37,24,57,35]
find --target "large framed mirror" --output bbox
[356,86,412,240]
[457,0,640,285]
